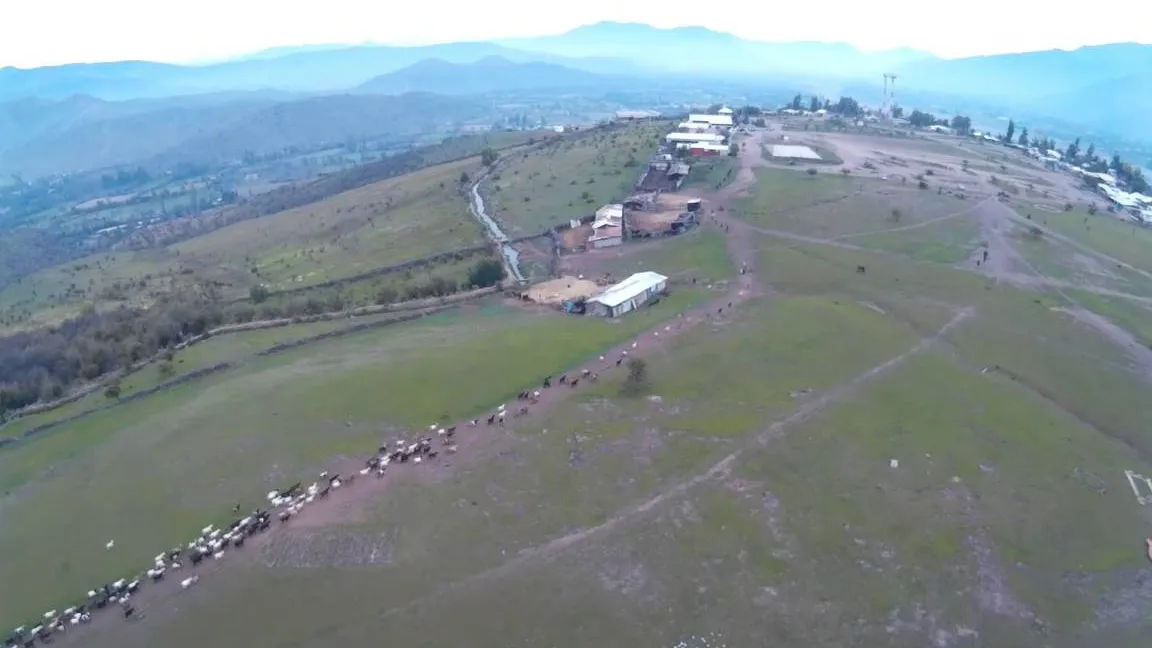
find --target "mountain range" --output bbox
[1,21,1150,176]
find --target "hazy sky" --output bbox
[4,0,1150,68]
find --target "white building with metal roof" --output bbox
[588,271,669,317]
[666,132,726,144]
[688,113,734,127]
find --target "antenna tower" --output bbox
[882,73,898,119]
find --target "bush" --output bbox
[249,284,270,303]
[806,168,818,176]
[620,357,649,396]
[467,259,505,288]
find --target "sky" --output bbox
[4,0,1151,68]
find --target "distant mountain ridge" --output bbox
[355,56,624,95]
[0,43,642,102]
[1,21,1151,175]
[499,22,936,79]
[0,92,488,176]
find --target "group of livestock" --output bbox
[5,344,637,648]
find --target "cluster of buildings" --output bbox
[664,108,734,157]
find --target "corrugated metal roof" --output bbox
[591,272,668,308]
[687,143,730,151]
[688,113,734,126]
[666,132,726,143]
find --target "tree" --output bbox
[809,96,820,112]
[621,357,649,396]
[459,171,470,185]
[1004,120,1015,144]
[467,259,505,288]
[481,148,498,167]
[1065,137,1080,162]
[249,284,270,303]
[375,287,399,305]
[728,143,739,157]
[891,105,904,119]
[1085,143,1096,162]
[833,96,861,117]
[1017,128,1029,147]
[791,94,804,110]
[104,380,122,400]
[950,115,972,135]
[158,362,175,379]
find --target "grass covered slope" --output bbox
[0,292,711,628]
[483,121,667,234]
[0,157,487,329]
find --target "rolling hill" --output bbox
[0,92,488,176]
[894,42,1152,102]
[355,57,622,95]
[0,43,644,103]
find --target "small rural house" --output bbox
[588,271,668,317]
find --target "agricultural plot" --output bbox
[0,293,711,628]
[484,122,668,235]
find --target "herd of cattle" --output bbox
[2,353,635,648]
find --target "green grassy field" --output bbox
[484,122,668,234]
[9,127,1152,647]
[0,310,431,441]
[80,279,1152,648]
[684,156,738,190]
[0,291,716,628]
[1025,207,1152,275]
[590,229,736,284]
[77,295,928,648]
[732,168,974,240]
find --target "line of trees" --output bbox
[999,120,1148,192]
[786,95,863,117]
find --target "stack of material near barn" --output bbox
[589,203,625,249]
[588,271,669,318]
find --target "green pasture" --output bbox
[486,122,668,234]
[0,290,716,628]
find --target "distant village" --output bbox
[615,100,1152,223]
